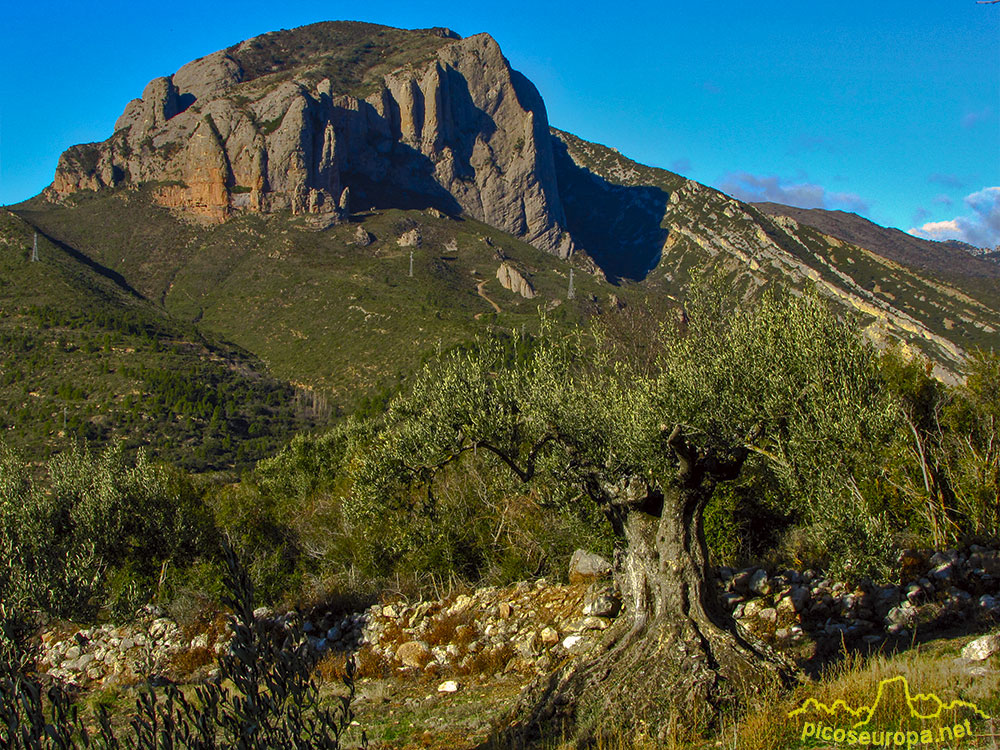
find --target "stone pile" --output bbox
[353,577,618,678]
[36,607,228,688]
[34,546,1000,691]
[720,546,1000,650]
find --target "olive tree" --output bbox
[350,288,895,741]
[0,443,211,621]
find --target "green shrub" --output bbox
[0,549,360,749]
[0,442,217,621]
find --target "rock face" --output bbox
[397,228,421,248]
[496,262,535,299]
[52,23,573,257]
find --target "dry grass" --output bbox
[459,643,517,678]
[725,630,1000,750]
[315,645,392,682]
[165,646,215,679]
[424,609,480,647]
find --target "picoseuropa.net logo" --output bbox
[787,675,990,747]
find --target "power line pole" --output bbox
[567,268,575,300]
[409,250,414,278]
[32,232,39,262]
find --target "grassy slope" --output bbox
[13,188,625,413]
[0,208,322,472]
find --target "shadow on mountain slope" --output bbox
[551,136,669,282]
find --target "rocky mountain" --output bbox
[549,131,1000,379]
[754,202,1000,285]
[52,22,573,257]
[20,20,1000,393]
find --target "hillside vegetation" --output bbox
[0,210,322,471]
[3,19,1000,749]
[13,188,627,411]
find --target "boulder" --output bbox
[782,585,811,613]
[398,229,421,248]
[496,262,536,299]
[568,549,612,583]
[582,590,621,618]
[749,569,772,596]
[970,550,1000,575]
[961,634,1000,662]
[395,640,433,668]
[354,225,374,246]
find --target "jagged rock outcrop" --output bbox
[51,23,574,257]
[398,228,421,247]
[496,261,535,298]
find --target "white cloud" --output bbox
[720,172,870,213]
[909,187,1000,249]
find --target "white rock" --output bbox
[397,229,421,248]
[562,635,584,649]
[961,634,1000,662]
[437,680,460,693]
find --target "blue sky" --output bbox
[2,0,998,246]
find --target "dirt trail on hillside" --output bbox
[475,279,501,317]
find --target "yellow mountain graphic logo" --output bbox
[787,675,990,728]
[788,675,990,750]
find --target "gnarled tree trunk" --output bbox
[502,428,792,746]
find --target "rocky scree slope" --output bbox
[754,202,1000,293]
[53,22,573,257]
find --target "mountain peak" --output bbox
[50,22,573,257]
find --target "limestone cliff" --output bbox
[496,262,536,299]
[52,22,573,257]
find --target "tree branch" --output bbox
[666,424,698,482]
[702,446,748,482]
[476,436,555,484]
